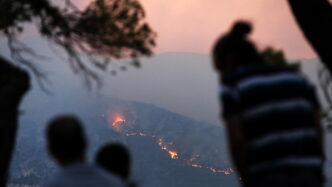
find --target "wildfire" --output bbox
[191,164,203,168]
[186,154,233,174]
[127,133,179,159]
[110,114,126,132]
[168,150,179,159]
[188,162,233,175]
[108,112,233,175]
[158,138,179,159]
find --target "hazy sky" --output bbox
[73,0,319,59]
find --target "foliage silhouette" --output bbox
[261,46,300,71]
[0,0,156,88]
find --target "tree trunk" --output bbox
[288,0,332,72]
[0,57,30,187]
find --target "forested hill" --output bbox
[10,97,239,187]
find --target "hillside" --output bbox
[9,98,238,186]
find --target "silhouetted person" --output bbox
[45,115,124,187]
[0,57,30,187]
[288,0,332,73]
[212,21,325,187]
[96,143,138,187]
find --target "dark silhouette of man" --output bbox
[288,0,332,73]
[45,115,124,187]
[96,143,138,187]
[212,21,325,187]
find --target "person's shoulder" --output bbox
[89,164,125,187]
[43,170,68,187]
[244,63,304,80]
[226,62,272,84]
[44,164,125,187]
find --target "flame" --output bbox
[108,112,233,175]
[186,153,233,174]
[191,164,203,168]
[158,138,179,159]
[187,161,233,175]
[110,114,126,132]
[168,150,179,159]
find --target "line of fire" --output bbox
[108,113,233,175]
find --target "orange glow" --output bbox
[168,150,179,159]
[110,114,126,132]
[188,162,233,175]
[191,164,203,168]
[158,138,179,159]
[108,113,232,174]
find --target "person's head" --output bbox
[46,115,87,167]
[95,143,131,181]
[212,21,262,77]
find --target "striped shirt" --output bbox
[220,62,323,175]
